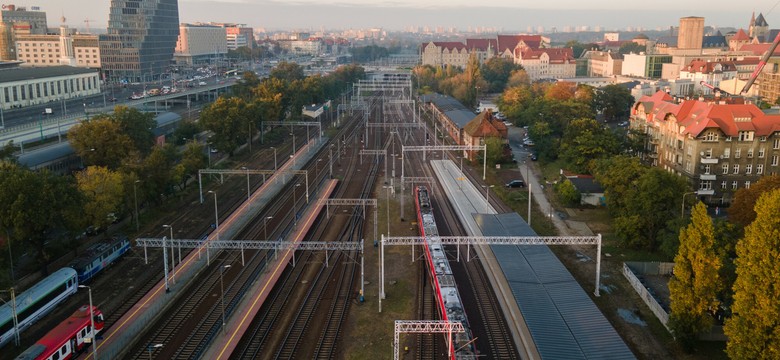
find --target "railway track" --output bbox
[416,260,437,360]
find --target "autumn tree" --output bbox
[68,118,135,169]
[506,69,530,88]
[728,174,780,227]
[76,166,126,231]
[270,61,305,83]
[554,179,580,206]
[172,141,207,191]
[725,189,780,359]
[668,202,722,350]
[138,145,176,204]
[199,96,253,155]
[544,81,576,101]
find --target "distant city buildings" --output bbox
[174,23,226,65]
[14,26,100,68]
[0,4,47,60]
[420,34,577,81]
[99,0,180,83]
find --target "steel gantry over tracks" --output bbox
[197,168,310,204]
[393,320,465,360]
[401,145,487,182]
[380,234,605,301]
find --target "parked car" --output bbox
[530,153,538,161]
[506,179,525,188]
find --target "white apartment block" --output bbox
[174,23,227,65]
[14,26,100,68]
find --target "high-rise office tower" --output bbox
[99,0,179,83]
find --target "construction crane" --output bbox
[700,30,780,98]
[83,18,95,34]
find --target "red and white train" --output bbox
[14,305,104,360]
[414,185,475,359]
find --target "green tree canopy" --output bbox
[668,202,722,350]
[270,61,305,83]
[480,57,522,93]
[725,189,780,359]
[559,118,621,173]
[0,163,83,272]
[111,106,157,156]
[618,42,646,55]
[594,85,634,122]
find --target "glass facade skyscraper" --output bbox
[99,0,179,83]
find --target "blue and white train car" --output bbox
[69,235,131,283]
[0,268,78,348]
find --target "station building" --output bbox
[0,65,101,110]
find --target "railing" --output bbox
[621,262,670,331]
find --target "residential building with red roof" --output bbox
[679,59,738,95]
[630,90,780,204]
[515,47,576,80]
[420,34,551,69]
[462,110,508,160]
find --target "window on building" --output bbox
[705,132,718,141]
[687,145,693,156]
[772,155,779,166]
[722,164,729,174]
[733,164,739,174]
[748,149,754,158]
[705,148,712,158]
[745,181,751,189]
[759,148,765,158]
[700,180,712,190]
[704,164,711,174]
[757,164,764,174]
[774,138,780,149]
[746,164,752,174]
[726,136,733,142]
[732,181,738,190]
[735,148,741,158]
[721,181,727,189]
[723,148,730,158]
[739,131,754,141]
[760,136,767,142]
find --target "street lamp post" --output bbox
[208,191,220,240]
[293,183,301,224]
[383,186,391,237]
[241,167,250,200]
[163,225,175,284]
[147,344,163,360]
[482,185,494,213]
[78,285,97,360]
[264,216,273,240]
[681,191,697,218]
[220,264,232,333]
[290,132,296,155]
[271,147,277,170]
[134,180,141,232]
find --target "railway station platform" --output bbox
[201,179,338,360]
[90,138,328,360]
[430,160,635,360]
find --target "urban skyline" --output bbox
[13,0,780,32]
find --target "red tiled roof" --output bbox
[464,111,507,138]
[635,91,780,137]
[432,41,467,51]
[738,43,780,55]
[682,59,737,73]
[497,35,541,53]
[466,38,498,52]
[732,28,750,41]
[517,47,574,63]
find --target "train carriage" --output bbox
[69,235,130,283]
[14,305,104,360]
[0,268,78,348]
[414,186,475,359]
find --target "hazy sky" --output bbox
[11,0,780,31]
